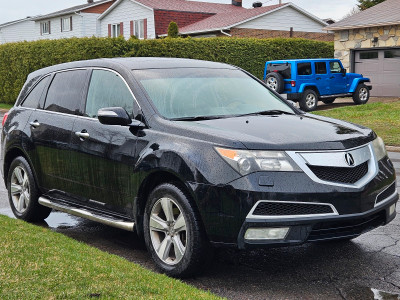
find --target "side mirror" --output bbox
[342,69,347,76]
[98,107,132,126]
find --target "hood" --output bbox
[162,114,376,151]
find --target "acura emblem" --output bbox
[345,153,355,166]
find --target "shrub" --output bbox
[0,37,333,104]
[167,22,179,38]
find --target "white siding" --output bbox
[100,0,155,39]
[80,13,100,37]
[236,6,325,33]
[0,20,36,44]
[34,14,84,40]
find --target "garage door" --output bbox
[354,48,400,97]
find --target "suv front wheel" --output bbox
[353,83,370,105]
[299,89,318,112]
[143,183,209,277]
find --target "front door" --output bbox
[69,69,139,215]
[328,61,347,94]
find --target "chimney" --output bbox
[232,0,242,7]
[87,0,94,3]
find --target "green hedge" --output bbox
[0,36,333,104]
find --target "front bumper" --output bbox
[238,190,398,249]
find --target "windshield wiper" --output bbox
[236,110,296,117]
[170,115,228,121]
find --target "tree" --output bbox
[357,0,386,10]
[167,22,179,38]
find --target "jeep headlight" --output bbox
[216,147,301,175]
[372,137,387,161]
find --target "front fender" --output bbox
[349,78,371,93]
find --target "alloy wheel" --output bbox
[359,87,368,101]
[306,93,316,108]
[149,197,187,265]
[266,77,277,90]
[10,166,30,213]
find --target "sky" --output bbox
[0,0,359,25]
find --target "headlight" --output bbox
[215,147,301,175]
[372,137,387,161]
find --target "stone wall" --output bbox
[334,25,400,70]
[230,28,334,42]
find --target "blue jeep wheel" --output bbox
[353,84,370,105]
[300,89,318,112]
[265,73,284,94]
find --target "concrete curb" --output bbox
[387,146,400,153]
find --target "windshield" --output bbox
[133,68,295,119]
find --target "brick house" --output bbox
[99,0,332,41]
[326,0,400,96]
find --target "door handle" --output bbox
[316,77,321,80]
[330,76,335,79]
[75,131,90,140]
[29,121,40,128]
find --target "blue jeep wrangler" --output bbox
[263,59,372,112]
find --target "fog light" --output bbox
[389,204,396,216]
[244,227,289,240]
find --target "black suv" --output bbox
[1,58,398,277]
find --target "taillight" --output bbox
[291,80,296,87]
[2,112,9,127]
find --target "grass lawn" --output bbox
[0,103,13,110]
[314,102,400,147]
[0,215,221,299]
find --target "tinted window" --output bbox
[266,63,291,79]
[21,76,49,108]
[360,51,378,59]
[45,70,87,115]
[315,62,327,74]
[384,50,400,58]
[297,63,312,76]
[85,70,134,118]
[329,61,343,73]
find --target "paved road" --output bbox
[0,128,399,299]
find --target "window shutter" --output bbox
[108,24,111,37]
[40,23,42,35]
[144,19,147,39]
[48,21,51,34]
[120,22,124,37]
[70,16,73,31]
[130,21,133,37]
[61,18,63,32]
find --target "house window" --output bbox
[41,21,50,35]
[134,19,145,39]
[111,24,121,38]
[360,51,378,59]
[61,17,72,32]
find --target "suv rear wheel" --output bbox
[264,73,284,94]
[353,83,370,105]
[7,156,52,222]
[299,89,318,112]
[143,183,209,277]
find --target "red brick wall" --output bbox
[230,28,334,42]
[81,1,116,14]
[154,10,214,36]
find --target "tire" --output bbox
[143,183,209,278]
[299,89,318,112]
[353,83,370,105]
[264,72,284,94]
[321,97,336,104]
[7,156,52,222]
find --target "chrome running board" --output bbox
[38,197,135,232]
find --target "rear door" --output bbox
[314,61,330,95]
[69,69,139,215]
[27,69,90,192]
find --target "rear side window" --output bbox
[315,62,327,74]
[44,70,88,115]
[297,63,312,76]
[85,69,134,118]
[21,76,50,108]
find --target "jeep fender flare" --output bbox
[349,78,371,93]
[298,84,320,95]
